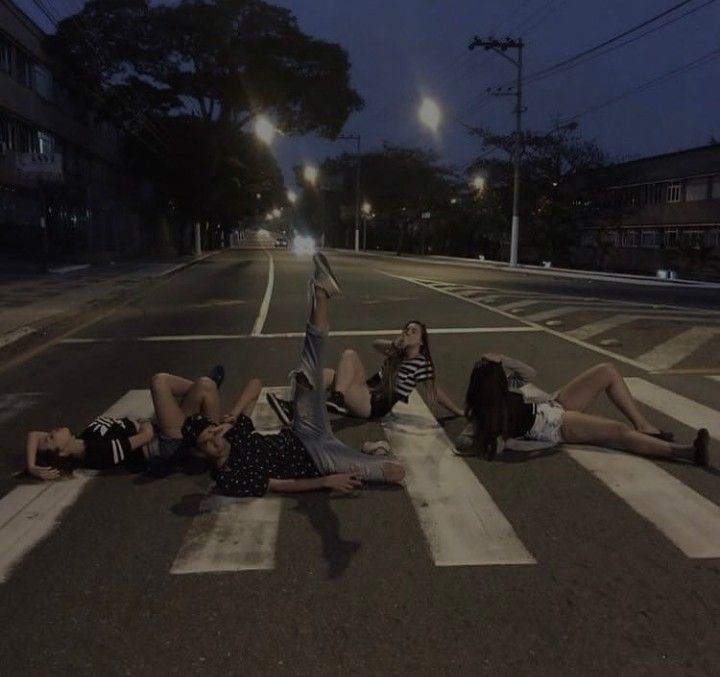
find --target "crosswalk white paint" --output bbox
[524,306,581,323]
[383,392,535,566]
[625,378,720,441]
[0,390,154,584]
[637,326,720,370]
[494,299,540,312]
[170,386,290,574]
[566,445,720,558]
[566,314,639,341]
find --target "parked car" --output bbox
[274,236,288,248]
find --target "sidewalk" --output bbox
[0,251,220,353]
[329,249,720,289]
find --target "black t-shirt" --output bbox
[79,416,144,469]
[212,415,321,498]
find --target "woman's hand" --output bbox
[28,464,60,481]
[391,335,406,352]
[220,414,237,425]
[482,352,502,363]
[323,473,362,493]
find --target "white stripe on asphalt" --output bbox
[566,315,639,341]
[0,326,36,349]
[251,251,275,336]
[170,386,291,574]
[565,445,720,558]
[60,326,541,343]
[637,326,720,370]
[0,390,154,585]
[494,299,541,312]
[524,306,580,323]
[625,378,720,441]
[382,392,535,566]
[0,393,42,426]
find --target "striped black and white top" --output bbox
[372,355,435,404]
[79,416,143,469]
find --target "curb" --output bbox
[326,248,720,289]
[0,249,223,362]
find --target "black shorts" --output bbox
[366,375,395,419]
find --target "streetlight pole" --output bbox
[469,36,525,266]
[338,134,361,252]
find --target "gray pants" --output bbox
[292,323,390,482]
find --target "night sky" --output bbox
[16,0,720,189]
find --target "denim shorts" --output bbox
[526,400,565,445]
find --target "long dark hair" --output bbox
[464,359,520,458]
[382,320,436,403]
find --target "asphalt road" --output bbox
[1,249,719,676]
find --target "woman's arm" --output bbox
[26,431,59,481]
[268,474,362,494]
[226,378,262,420]
[372,335,404,357]
[435,385,464,417]
[127,421,155,451]
[483,353,536,384]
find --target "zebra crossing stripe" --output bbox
[0,390,154,584]
[382,392,535,566]
[524,306,580,323]
[565,445,720,558]
[625,378,720,442]
[494,299,540,312]
[637,326,720,370]
[170,386,289,574]
[566,315,638,341]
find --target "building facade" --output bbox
[576,144,720,276]
[0,0,146,263]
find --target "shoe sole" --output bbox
[326,401,348,416]
[313,253,342,295]
[266,393,292,426]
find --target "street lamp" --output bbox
[303,164,319,186]
[253,115,276,145]
[471,175,486,193]
[286,190,297,204]
[418,97,441,133]
[272,207,281,218]
[361,200,372,250]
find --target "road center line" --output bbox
[251,251,274,336]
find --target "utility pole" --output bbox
[338,134,362,251]
[469,36,524,266]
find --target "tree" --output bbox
[46,0,363,249]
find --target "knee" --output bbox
[341,348,358,362]
[151,372,169,390]
[613,422,633,442]
[197,376,217,391]
[597,362,619,380]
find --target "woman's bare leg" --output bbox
[151,373,220,437]
[557,363,660,434]
[561,411,692,460]
[333,349,372,417]
[323,368,336,392]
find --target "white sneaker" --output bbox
[361,440,391,456]
[312,252,342,298]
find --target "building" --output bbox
[576,144,720,276]
[0,0,146,263]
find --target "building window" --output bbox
[712,176,720,200]
[0,35,11,75]
[685,178,708,202]
[33,64,53,100]
[13,48,33,88]
[37,130,54,154]
[647,183,665,204]
[681,230,704,249]
[621,230,637,247]
[641,230,660,248]
[664,229,678,248]
[705,229,719,247]
[666,182,681,203]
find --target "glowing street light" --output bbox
[272,207,282,218]
[303,164,319,186]
[471,175,486,193]
[286,189,298,204]
[361,200,372,215]
[253,115,276,145]
[418,97,441,133]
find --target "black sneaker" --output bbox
[312,252,342,298]
[267,393,293,426]
[206,364,225,389]
[326,391,348,415]
[694,428,709,466]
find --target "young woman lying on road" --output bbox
[456,355,709,465]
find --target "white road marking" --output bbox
[637,326,720,370]
[0,390,154,584]
[566,315,639,341]
[251,251,275,336]
[494,299,541,312]
[708,376,720,382]
[382,392,535,566]
[625,378,720,441]
[524,306,580,323]
[386,273,654,372]
[60,326,541,343]
[170,386,290,574]
[0,393,42,426]
[565,445,720,558]
[0,327,36,349]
